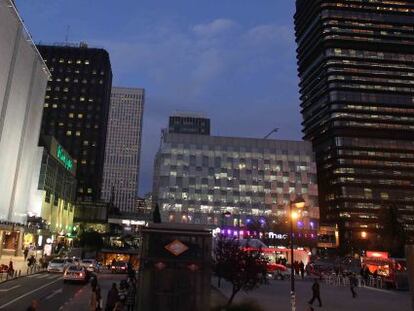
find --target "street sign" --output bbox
[165,239,189,256]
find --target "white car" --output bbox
[47,259,67,273]
[63,265,90,283]
[80,259,99,272]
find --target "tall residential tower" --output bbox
[101,87,145,212]
[295,0,414,250]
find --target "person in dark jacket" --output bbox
[349,273,358,298]
[126,279,136,311]
[308,279,322,307]
[299,261,305,279]
[105,283,119,311]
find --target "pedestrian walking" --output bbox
[106,283,119,311]
[90,286,98,311]
[349,273,358,298]
[300,261,305,279]
[96,285,103,311]
[308,279,322,307]
[126,279,136,311]
[8,259,14,277]
[118,280,128,304]
[24,247,29,260]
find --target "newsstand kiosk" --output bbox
[136,223,212,311]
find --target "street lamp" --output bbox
[289,195,305,311]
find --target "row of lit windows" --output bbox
[333,120,414,130]
[335,104,414,115]
[330,82,414,93]
[48,66,105,76]
[331,112,414,123]
[328,74,414,86]
[328,48,414,62]
[323,2,413,13]
[327,66,414,79]
[335,137,414,150]
[337,149,414,159]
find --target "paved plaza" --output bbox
[214,277,411,311]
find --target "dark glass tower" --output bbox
[37,44,112,202]
[295,0,414,251]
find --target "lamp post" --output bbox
[289,195,305,311]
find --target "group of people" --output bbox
[360,265,378,285]
[292,260,306,279]
[90,274,136,311]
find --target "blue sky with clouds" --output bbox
[16,0,302,195]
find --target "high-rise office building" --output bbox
[101,87,145,212]
[295,0,414,249]
[153,130,319,230]
[169,112,210,135]
[37,43,112,202]
[0,0,50,224]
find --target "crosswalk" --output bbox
[26,273,62,280]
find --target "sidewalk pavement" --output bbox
[61,274,126,311]
[213,276,411,311]
[0,255,43,282]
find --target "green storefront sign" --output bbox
[57,145,73,171]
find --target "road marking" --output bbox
[0,285,20,292]
[45,288,63,300]
[48,274,61,279]
[0,278,61,309]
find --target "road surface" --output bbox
[0,272,126,311]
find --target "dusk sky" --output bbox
[16,0,302,196]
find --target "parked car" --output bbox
[63,265,90,283]
[80,259,99,272]
[47,259,68,273]
[111,261,128,273]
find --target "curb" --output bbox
[0,268,46,284]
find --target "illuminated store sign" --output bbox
[57,145,73,171]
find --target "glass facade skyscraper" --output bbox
[295,0,414,249]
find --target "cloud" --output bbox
[88,18,300,194]
[192,18,240,37]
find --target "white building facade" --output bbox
[101,87,145,212]
[0,0,50,223]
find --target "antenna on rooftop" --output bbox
[65,25,70,45]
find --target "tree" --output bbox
[214,237,269,306]
[78,230,104,251]
[152,203,161,223]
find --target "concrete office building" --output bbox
[101,87,145,212]
[0,0,50,224]
[153,130,319,228]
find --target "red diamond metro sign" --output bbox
[165,239,189,256]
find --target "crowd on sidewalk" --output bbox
[90,264,137,311]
